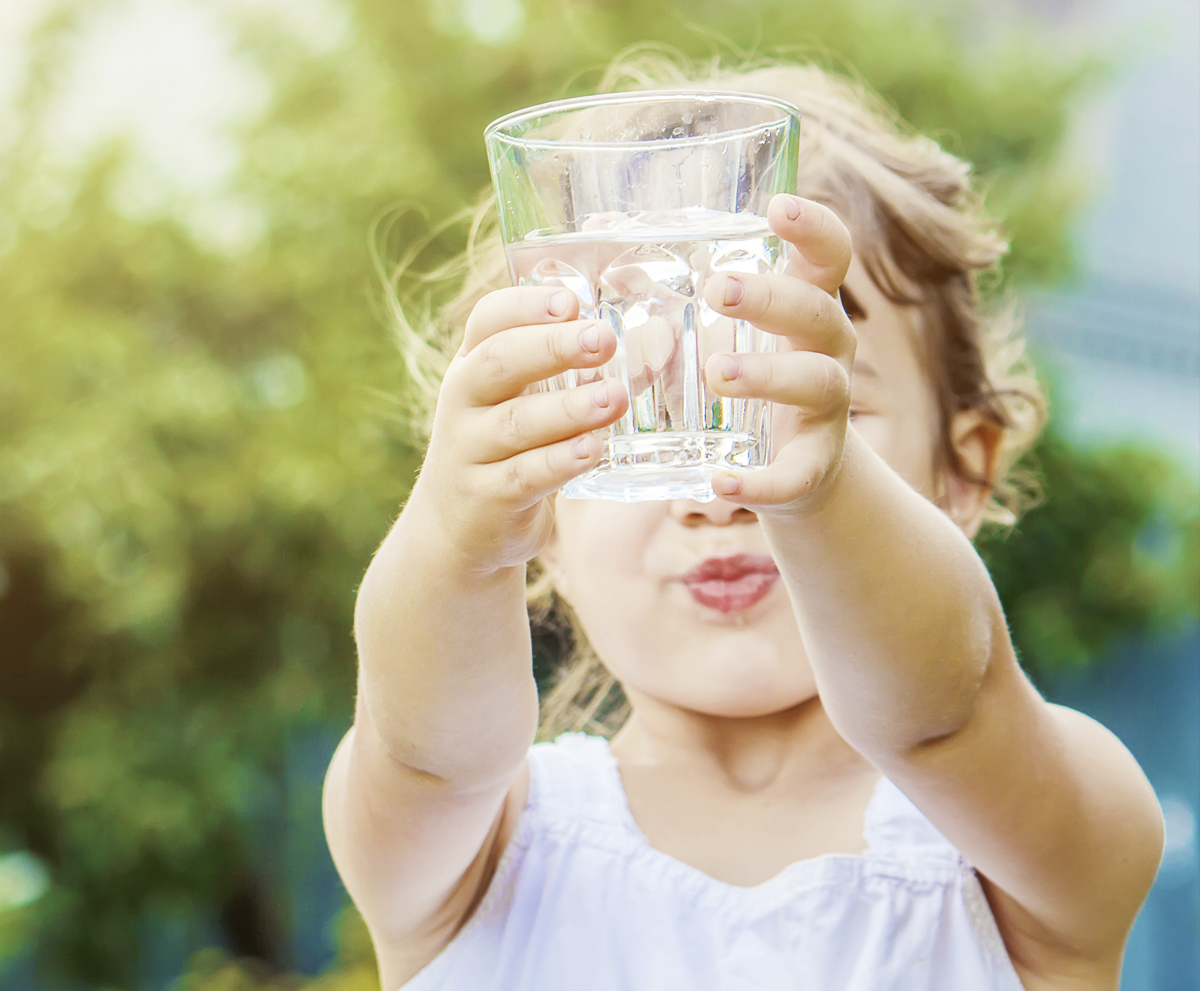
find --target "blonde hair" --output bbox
[386,53,1047,740]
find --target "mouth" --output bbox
[679,554,780,614]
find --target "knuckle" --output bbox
[818,356,850,407]
[462,308,484,346]
[476,335,514,382]
[811,202,836,240]
[817,287,841,323]
[807,362,846,416]
[545,443,567,481]
[562,387,585,423]
[503,457,533,497]
[803,206,852,284]
[432,401,472,456]
[456,464,492,507]
[804,286,827,327]
[519,289,543,327]
[786,456,822,498]
[437,361,468,407]
[802,467,821,495]
[759,278,778,318]
[757,354,779,394]
[500,401,528,450]
[758,471,784,505]
[823,292,854,343]
[463,287,511,342]
[782,280,822,333]
[547,325,572,368]
[812,202,848,249]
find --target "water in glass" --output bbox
[507,207,785,502]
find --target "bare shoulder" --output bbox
[323,718,531,989]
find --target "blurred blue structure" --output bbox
[1023,0,1200,985]
[1026,0,1200,469]
[1043,627,1200,990]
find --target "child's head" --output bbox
[393,54,1046,737]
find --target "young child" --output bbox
[323,59,1164,990]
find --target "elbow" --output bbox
[913,607,1011,745]
[352,559,384,664]
[866,634,1014,765]
[357,677,539,790]
[1132,780,1169,903]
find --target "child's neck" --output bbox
[607,693,881,886]
[609,692,871,793]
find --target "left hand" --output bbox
[702,193,855,515]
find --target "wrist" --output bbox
[401,472,537,581]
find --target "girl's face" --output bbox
[545,257,987,719]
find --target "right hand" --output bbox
[408,285,629,573]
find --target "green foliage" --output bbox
[1,139,415,974]
[171,908,379,991]
[980,430,1199,680]
[243,0,1101,283]
[0,0,1191,984]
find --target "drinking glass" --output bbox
[484,91,801,502]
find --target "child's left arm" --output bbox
[705,194,1164,988]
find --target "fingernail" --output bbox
[592,383,610,408]
[714,473,741,496]
[580,324,600,353]
[573,436,591,459]
[548,291,571,317]
[784,194,802,221]
[720,355,741,380]
[723,275,743,306]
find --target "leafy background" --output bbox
[0,0,1195,984]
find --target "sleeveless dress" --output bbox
[401,733,1027,990]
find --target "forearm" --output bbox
[764,429,1008,756]
[353,491,539,785]
[348,283,627,787]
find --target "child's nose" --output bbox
[669,497,758,528]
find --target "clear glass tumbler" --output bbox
[484,91,801,502]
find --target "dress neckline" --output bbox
[589,734,891,895]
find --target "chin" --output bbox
[584,595,816,717]
[651,641,819,719]
[693,682,818,719]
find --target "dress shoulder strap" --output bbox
[866,781,1019,967]
[863,777,962,865]
[526,732,627,827]
[463,734,622,934]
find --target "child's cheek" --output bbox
[854,410,939,499]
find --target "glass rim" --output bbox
[483,89,801,152]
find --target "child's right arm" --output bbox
[323,286,627,984]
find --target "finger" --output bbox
[457,319,617,406]
[711,429,843,508]
[767,195,853,297]
[482,430,607,511]
[702,269,854,362]
[461,286,580,354]
[469,379,629,463]
[705,350,849,418]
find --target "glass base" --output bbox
[560,431,765,503]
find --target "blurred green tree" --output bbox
[0,0,1194,983]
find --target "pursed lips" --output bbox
[678,554,780,613]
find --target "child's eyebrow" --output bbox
[839,283,869,322]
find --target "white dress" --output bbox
[401,733,1027,990]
